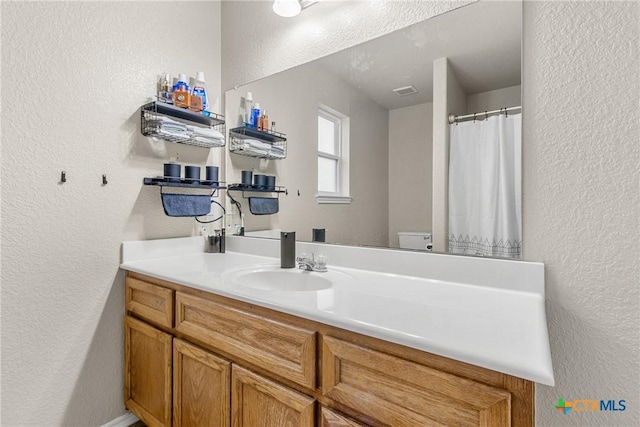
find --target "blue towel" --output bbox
[248,197,279,215]
[161,193,211,217]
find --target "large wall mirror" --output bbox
[225,0,522,259]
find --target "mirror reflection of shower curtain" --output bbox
[448,113,522,259]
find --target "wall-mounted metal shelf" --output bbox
[144,177,226,190]
[140,101,226,148]
[230,125,286,142]
[229,125,287,159]
[227,183,287,197]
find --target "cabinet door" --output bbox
[320,407,368,427]
[174,339,231,427]
[231,365,315,427]
[125,316,172,427]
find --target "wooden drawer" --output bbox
[126,277,174,329]
[175,292,316,389]
[322,336,512,427]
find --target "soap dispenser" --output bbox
[280,231,296,268]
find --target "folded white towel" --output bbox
[156,128,189,137]
[242,138,273,150]
[241,146,269,156]
[186,125,224,140]
[194,136,224,146]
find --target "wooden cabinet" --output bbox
[125,316,172,427]
[173,339,231,427]
[322,336,511,427]
[232,365,315,427]
[124,272,533,427]
[320,407,367,427]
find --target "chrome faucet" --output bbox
[296,253,328,272]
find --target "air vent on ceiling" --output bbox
[393,85,418,96]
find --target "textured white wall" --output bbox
[523,2,639,425]
[432,57,466,252]
[388,102,433,248]
[221,0,473,90]
[1,2,221,425]
[466,84,521,115]
[223,1,640,425]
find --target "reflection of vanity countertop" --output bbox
[120,236,554,386]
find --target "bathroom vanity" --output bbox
[120,237,553,427]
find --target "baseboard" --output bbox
[101,411,139,427]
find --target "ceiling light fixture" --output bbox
[273,0,318,18]
[273,0,302,17]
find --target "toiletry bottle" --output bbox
[173,74,191,108]
[250,103,261,129]
[158,73,173,104]
[260,110,269,131]
[244,92,253,125]
[190,71,209,113]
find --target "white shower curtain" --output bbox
[448,113,522,258]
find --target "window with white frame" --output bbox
[317,105,350,204]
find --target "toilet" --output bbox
[398,231,433,251]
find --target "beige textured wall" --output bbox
[523,2,639,425]
[432,58,466,252]
[1,2,221,425]
[223,1,640,425]
[388,103,433,248]
[224,62,390,246]
[466,84,521,115]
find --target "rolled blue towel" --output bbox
[161,193,211,217]
[248,197,279,215]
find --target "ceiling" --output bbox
[316,1,522,110]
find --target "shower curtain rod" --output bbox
[448,106,521,124]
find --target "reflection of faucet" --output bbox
[205,229,225,253]
[296,253,328,272]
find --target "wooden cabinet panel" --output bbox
[320,407,367,427]
[125,316,172,427]
[126,277,174,329]
[322,336,512,427]
[232,365,315,427]
[175,292,316,389]
[174,339,231,427]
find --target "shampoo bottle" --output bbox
[158,73,173,104]
[173,74,191,108]
[250,103,261,129]
[244,92,253,125]
[190,71,209,113]
[260,110,269,131]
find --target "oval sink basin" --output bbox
[223,265,346,292]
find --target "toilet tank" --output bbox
[398,231,433,251]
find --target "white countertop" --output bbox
[120,236,554,386]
